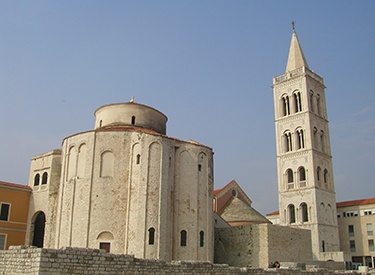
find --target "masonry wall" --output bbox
[0,246,355,275]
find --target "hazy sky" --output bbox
[1,1,374,215]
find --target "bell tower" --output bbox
[272,26,340,260]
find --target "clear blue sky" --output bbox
[1,1,374,215]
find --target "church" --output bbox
[17,27,366,270]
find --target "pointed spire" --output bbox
[285,24,309,72]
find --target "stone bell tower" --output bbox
[272,26,340,260]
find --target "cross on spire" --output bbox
[291,21,296,31]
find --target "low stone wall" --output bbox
[0,246,360,275]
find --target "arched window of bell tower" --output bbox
[293,91,302,113]
[288,204,296,224]
[316,94,321,116]
[296,129,305,149]
[284,131,292,152]
[313,127,318,149]
[320,131,325,152]
[317,166,322,182]
[324,169,329,184]
[281,95,290,116]
[287,169,294,183]
[299,167,306,182]
[301,203,308,222]
[310,90,315,112]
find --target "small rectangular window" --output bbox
[367,223,373,236]
[99,242,110,253]
[0,234,6,250]
[350,240,356,252]
[369,240,375,252]
[0,203,10,221]
[348,225,354,237]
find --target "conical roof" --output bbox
[285,30,309,72]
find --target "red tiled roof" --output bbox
[336,198,375,208]
[266,210,279,216]
[214,180,236,197]
[0,181,31,190]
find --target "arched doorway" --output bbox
[32,212,46,248]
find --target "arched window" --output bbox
[324,169,328,183]
[180,230,187,247]
[317,167,321,182]
[136,154,141,165]
[316,94,321,115]
[293,92,302,113]
[148,227,155,245]
[287,169,294,183]
[131,116,136,125]
[299,167,306,181]
[310,91,314,112]
[34,174,40,186]
[288,204,296,223]
[313,127,318,149]
[284,132,292,152]
[301,203,308,222]
[41,172,48,185]
[100,151,114,178]
[281,96,290,116]
[296,129,305,149]
[199,231,204,247]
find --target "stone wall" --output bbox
[0,246,358,275]
[215,224,313,269]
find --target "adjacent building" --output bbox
[337,198,375,268]
[0,181,31,250]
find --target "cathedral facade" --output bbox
[26,100,214,262]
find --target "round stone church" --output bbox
[26,99,214,262]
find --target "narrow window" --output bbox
[0,203,10,221]
[301,203,308,222]
[198,164,202,171]
[34,174,40,186]
[350,240,356,252]
[148,227,155,245]
[313,127,318,149]
[42,172,48,185]
[200,231,204,247]
[296,129,305,149]
[287,169,294,183]
[324,169,328,184]
[288,204,295,223]
[0,234,5,250]
[299,167,306,181]
[317,167,321,181]
[322,240,326,252]
[281,96,290,116]
[131,116,136,125]
[293,92,302,113]
[367,223,373,236]
[100,242,110,253]
[99,120,103,127]
[316,94,321,115]
[348,225,354,237]
[369,240,375,252]
[284,132,292,152]
[136,154,141,165]
[310,91,314,112]
[320,131,325,152]
[180,230,187,247]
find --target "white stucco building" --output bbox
[26,100,214,262]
